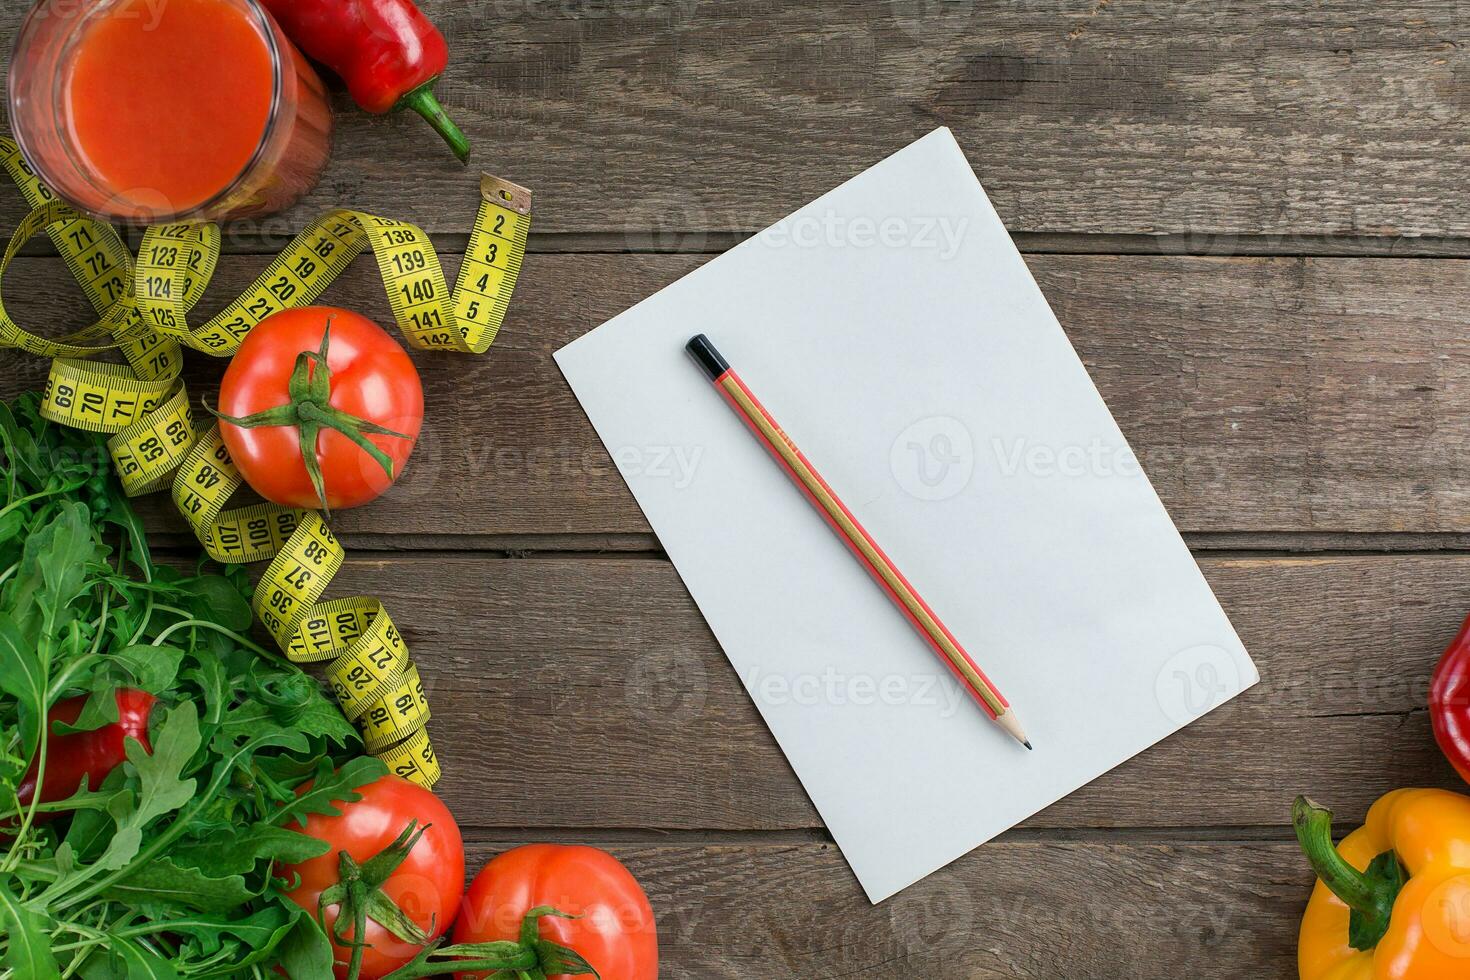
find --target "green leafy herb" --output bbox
[0,393,381,978]
[0,874,59,980]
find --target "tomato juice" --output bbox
[9,0,332,223]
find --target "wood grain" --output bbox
[0,4,1451,974]
[0,1,1466,240]
[4,250,1470,537]
[458,837,1307,979]
[302,553,1463,832]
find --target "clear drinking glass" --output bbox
[8,0,333,225]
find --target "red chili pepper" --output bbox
[15,690,157,822]
[1430,613,1470,784]
[259,0,470,164]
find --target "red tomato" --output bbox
[219,306,423,511]
[453,845,657,980]
[16,690,155,824]
[281,775,464,979]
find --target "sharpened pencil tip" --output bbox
[1023,741,1033,751]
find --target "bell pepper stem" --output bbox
[1293,797,1376,909]
[399,83,471,165]
[1292,796,1404,951]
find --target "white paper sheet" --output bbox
[554,128,1259,903]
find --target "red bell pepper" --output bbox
[260,0,471,164]
[1430,613,1470,784]
[16,690,157,821]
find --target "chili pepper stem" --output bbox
[1292,796,1405,951]
[399,83,470,165]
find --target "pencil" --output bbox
[686,334,1031,750]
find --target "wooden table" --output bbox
[3,2,1468,976]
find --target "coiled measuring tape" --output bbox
[0,136,533,787]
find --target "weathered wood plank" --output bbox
[311,553,1462,832]
[458,838,1305,979]
[4,251,1470,537]
[0,1,1465,239]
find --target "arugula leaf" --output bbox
[51,687,122,736]
[108,643,185,695]
[76,948,128,980]
[0,874,60,980]
[294,697,361,748]
[0,398,375,977]
[171,825,329,877]
[62,765,131,862]
[62,703,200,887]
[36,501,97,618]
[128,703,203,817]
[0,508,23,547]
[5,500,98,638]
[182,575,254,632]
[100,856,256,912]
[111,937,181,980]
[0,612,45,769]
[157,904,298,972]
[102,494,150,579]
[276,910,336,980]
[0,399,43,489]
[183,649,230,734]
[270,756,388,827]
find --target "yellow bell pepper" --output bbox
[1295,789,1470,980]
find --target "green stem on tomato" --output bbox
[344,880,370,980]
[206,318,410,519]
[377,945,541,980]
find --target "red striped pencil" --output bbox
[687,334,1031,750]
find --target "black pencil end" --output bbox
[1023,740,1033,751]
[686,334,730,381]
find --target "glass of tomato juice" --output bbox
[8,0,332,224]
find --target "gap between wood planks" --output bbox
[14,231,1470,260]
[191,231,1470,259]
[453,824,1323,847]
[144,532,1470,557]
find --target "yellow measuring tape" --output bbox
[0,137,533,787]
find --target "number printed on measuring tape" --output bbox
[0,132,533,787]
[253,511,343,646]
[379,727,441,789]
[108,386,196,496]
[452,175,531,352]
[361,663,431,753]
